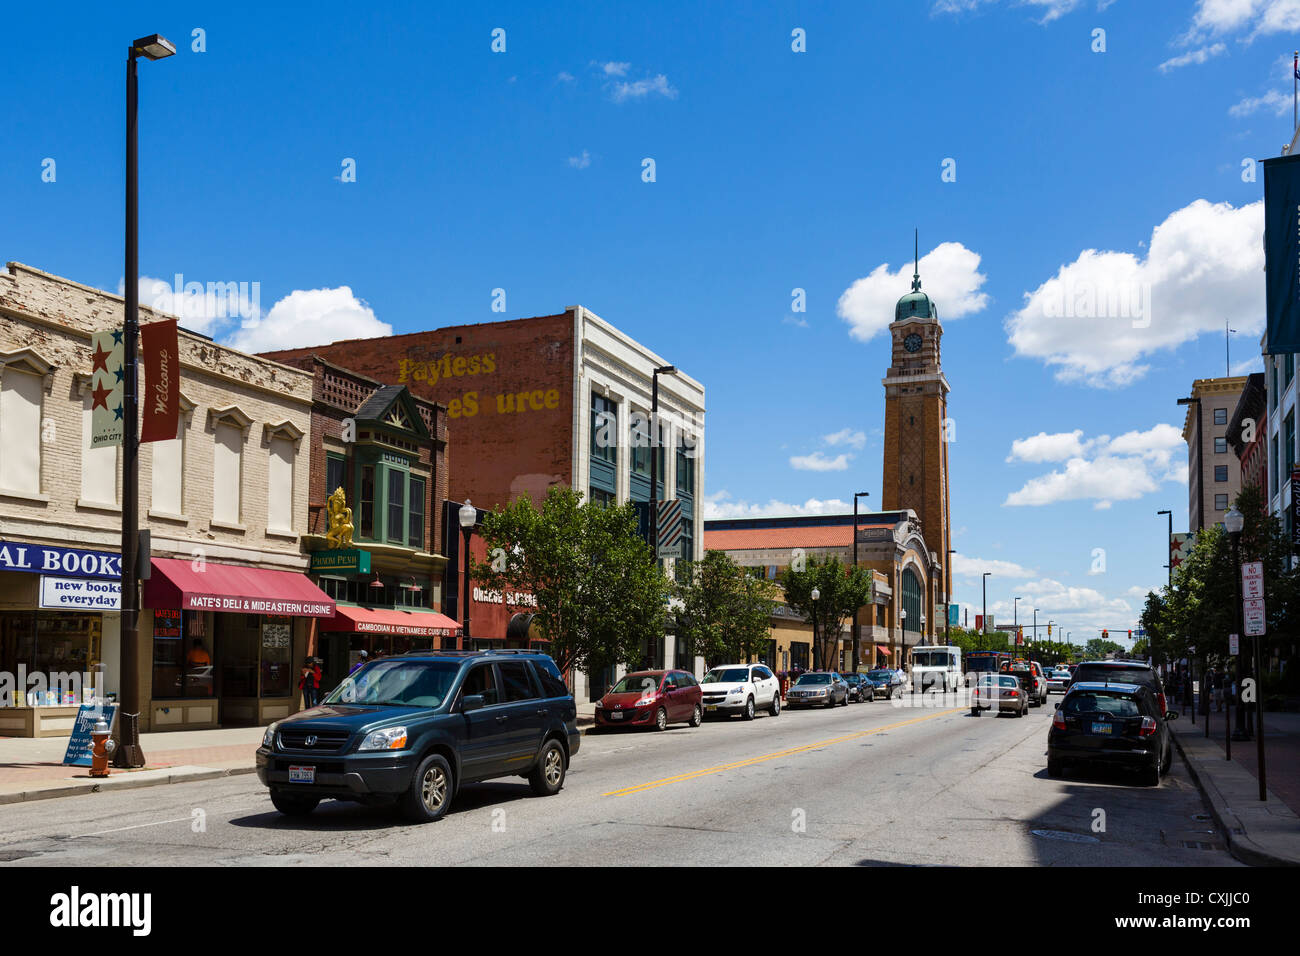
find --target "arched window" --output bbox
[902,567,922,633]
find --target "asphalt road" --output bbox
[0,691,1237,866]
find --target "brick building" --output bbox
[1226,372,1267,501]
[262,306,706,700]
[269,353,460,691]
[0,263,334,735]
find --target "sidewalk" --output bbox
[0,701,599,805]
[1169,703,1300,867]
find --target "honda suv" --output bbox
[256,650,580,823]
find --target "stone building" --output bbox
[1181,376,1247,532]
[0,262,333,735]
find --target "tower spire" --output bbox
[912,229,921,292]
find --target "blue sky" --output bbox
[2,0,1291,647]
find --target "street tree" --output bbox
[470,486,671,675]
[674,551,779,668]
[779,556,872,670]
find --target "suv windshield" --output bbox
[610,674,659,695]
[703,668,751,683]
[325,660,460,707]
[1063,692,1140,718]
[796,674,831,685]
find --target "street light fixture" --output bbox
[981,572,991,635]
[459,499,477,648]
[810,587,821,671]
[116,32,176,770]
[852,491,870,672]
[945,548,956,647]
[899,607,907,683]
[1157,509,1173,590]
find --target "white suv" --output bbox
[699,663,782,719]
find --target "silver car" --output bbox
[785,671,849,708]
[1046,669,1072,694]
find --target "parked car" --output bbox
[1001,659,1048,706]
[785,671,849,708]
[595,669,702,731]
[970,674,1028,717]
[1046,668,1072,694]
[255,650,580,823]
[1069,660,1167,715]
[865,668,905,699]
[699,663,782,718]
[841,672,876,702]
[1048,681,1178,785]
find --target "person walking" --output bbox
[311,657,323,704]
[298,663,316,709]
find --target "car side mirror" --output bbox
[462,694,485,712]
[1165,711,1180,721]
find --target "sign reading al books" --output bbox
[309,549,371,574]
[88,329,125,449]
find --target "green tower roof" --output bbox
[895,230,937,322]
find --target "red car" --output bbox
[595,669,702,731]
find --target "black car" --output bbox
[841,672,875,702]
[256,650,580,823]
[864,668,904,699]
[1069,660,1167,715]
[1047,681,1178,786]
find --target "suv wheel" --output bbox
[688,703,702,727]
[270,791,320,817]
[1141,759,1160,787]
[400,753,453,823]
[1047,759,1063,777]
[655,707,668,731]
[743,696,755,720]
[528,739,566,797]
[770,692,781,716]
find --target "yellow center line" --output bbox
[601,707,965,797]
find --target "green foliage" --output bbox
[470,486,672,674]
[673,551,779,667]
[1084,637,1126,660]
[778,556,872,670]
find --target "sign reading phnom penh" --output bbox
[1262,154,1300,354]
[309,549,371,574]
[88,328,125,448]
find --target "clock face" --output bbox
[903,333,923,353]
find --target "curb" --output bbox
[0,765,257,807]
[1170,730,1292,867]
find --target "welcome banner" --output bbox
[141,318,179,443]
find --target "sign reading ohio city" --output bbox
[0,540,121,579]
[182,594,335,617]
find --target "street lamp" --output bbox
[116,32,176,770]
[810,587,821,671]
[899,607,907,684]
[1033,608,1039,655]
[649,365,678,566]
[1157,509,1173,590]
[459,499,477,648]
[1226,506,1251,743]
[852,491,870,672]
[945,548,956,647]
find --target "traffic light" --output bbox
[1102,629,1108,640]
[1047,624,1052,637]
[1128,629,1132,639]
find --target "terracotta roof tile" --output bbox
[703,523,895,552]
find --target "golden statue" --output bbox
[326,486,354,548]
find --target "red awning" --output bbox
[320,605,462,638]
[875,644,893,657]
[144,557,335,618]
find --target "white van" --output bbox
[910,645,963,693]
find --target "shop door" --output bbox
[319,633,351,700]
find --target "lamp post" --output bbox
[1157,509,1173,589]
[810,587,821,671]
[945,548,956,647]
[1033,608,1039,655]
[458,499,476,649]
[1013,596,1021,651]
[982,572,991,634]
[648,365,677,565]
[899,607,907,687]
[116,32,176,769]
[1226,507,1251,743]
[852,491,870,672]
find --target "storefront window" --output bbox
[326,454,345,500]
[260,616,292,697]
[387,468,405,544]
[218,615,260,697]
[0,611,102,703]
[151,609,214,699]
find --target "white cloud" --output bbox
[1006,429,1088,463]
[567,149,591,169]
[1157,42,1227,71]
[609,73,677,102]
[782,314,809,328]
[1186,0,1300,41]
[224,286,391,353]
[557,71,575,83]
[823,428,867,450]
[703,491,849,520]
[1004,199,1263,387]
[789,451,852,472]
[837,241,990,343]
[599,61,631,76]
[1229,89,1290,116]
[950,553,1035,579]
[127,275,259,338]
[1004,424,1185,508]
[932,0,1084,24]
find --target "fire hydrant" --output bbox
[90,718,116,778]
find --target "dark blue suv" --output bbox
[256,650,580,822]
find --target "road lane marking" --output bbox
[602,707,965,797]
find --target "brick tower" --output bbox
[881,236,952,612]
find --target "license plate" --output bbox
[1091,721,1112,735]
[288,765,315,783]
[706,705,718,712]
[609,712,623,720]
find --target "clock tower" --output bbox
[881,240,952,617]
